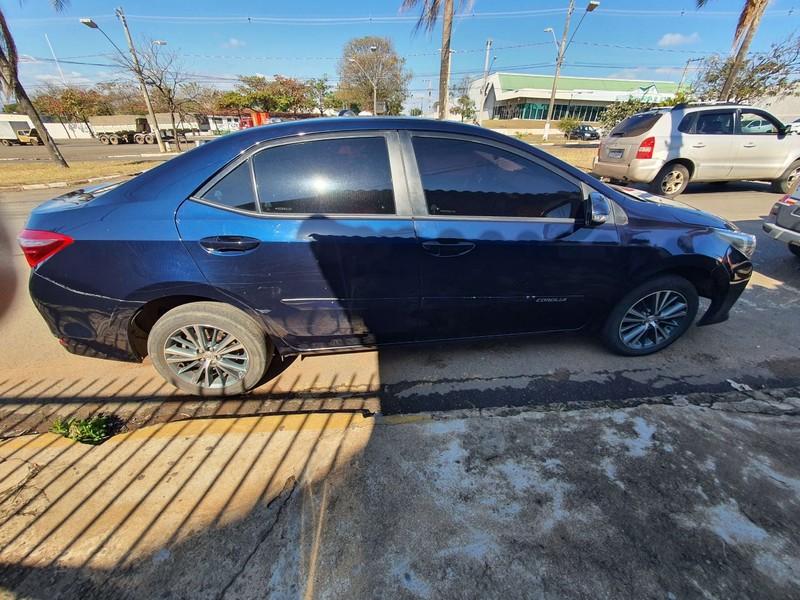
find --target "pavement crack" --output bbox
[216,475,298,600]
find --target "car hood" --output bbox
[611,185,735,231]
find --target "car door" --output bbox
[678,109,736,181]
[400,132,623,340]
[731,109,790,179]
[176,131,420,351]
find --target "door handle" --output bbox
[691,143,706,148]
[199,236,260,254]
[421,240,476,258]
[743,142,757,148]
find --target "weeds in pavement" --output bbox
[50,414,121,444]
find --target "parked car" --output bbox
[763,188,800,257]
[566,124,600,141]
[19,118,755,396]
[593,103,800,197]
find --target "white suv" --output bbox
[592,104,800,197]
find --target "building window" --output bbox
[494,102,606,122]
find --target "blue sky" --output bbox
[3,0,798,109]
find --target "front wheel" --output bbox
[602,276,699,356]
[651,163,690,197]
[771,160,800,194]
[148,302,271,396]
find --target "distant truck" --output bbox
[0,119,41,146]
[87,115,189,145]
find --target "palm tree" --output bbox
[697,0,769,101]
[402,0,461,120]
[0,2,69,167]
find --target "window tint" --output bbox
[412,137,583,219]
[694,111,734,135]
[609,112,663,137]
[740,111,778,135]
[677,113,696,133]
[201,162,258,212]
[252,137,395,215]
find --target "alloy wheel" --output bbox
[163,324,249,389]
[618,290,689,350]
[660,170,685,195]
[787,166,800,189]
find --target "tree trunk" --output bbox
[437,0,454,120]
[719,6,765,101]
[169,111,181,151]
[13,79,68,167]
[83,117,95,139]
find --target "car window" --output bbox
[740,111,779,135]
[609,112,663,137]
[677,113,696,134]
[252,137,395,215]
[201,161,258,212]
[694,111,734,135]
[412,136,583,219]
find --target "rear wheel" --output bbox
[602,276,699,356]
[1,139,10,146]
[771,160,800,194]
[109,134,119,145]
[148,302,271,396]
[144,133,155,144]
[651,163,690,197]
[98,135,110,144]
[133,133,145,144]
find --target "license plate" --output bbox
[608,148,624,159]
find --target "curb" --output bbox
[1,174,130,193]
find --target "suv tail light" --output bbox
[635,137,656,159]
[778,194,798,206]
[17,229,73,267]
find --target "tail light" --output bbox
[17,229,73,267]
[778,194,798,206]
[635,137,655,159]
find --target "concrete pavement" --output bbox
[0,387,798,599]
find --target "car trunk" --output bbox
[599,112,664,165]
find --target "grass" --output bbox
[50,414,121,445]
[534,145,598,172]
[0,160,162,187]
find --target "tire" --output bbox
[602,275,699,356]
[109,135,119,145]
[134,133,145,144]
[651,163,690,198]
[144,133,155,144]
[789,243,800,258]
[148,302,271,396]
[1,139,10,146]
[770,160,800,194]
[99,135,110,145]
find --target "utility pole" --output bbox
[44,34,67,85]
[677,57,702,93]
[115,7,166,153]
[543,0,575,141]
[480,38,493,123]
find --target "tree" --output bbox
[409,107,423,116]
[307,76,332,115]
[215,90,249,117]
[233,75,311,113]
[558,116,580,136]
[402,0,464,120]
[692,34,800,102]
[697,0,769,101]
[95,81,147,114]
[599,98,654,132]
[337,36,411,115]
[0,2,69,166]
[449,76,476,122]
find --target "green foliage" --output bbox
[558,116,581,135]
[692,33,800,102]
[409,107,423,116]
[599,98,656,132]
[449,76,476,122]
[50,414,118,445]
[337,36,411,114]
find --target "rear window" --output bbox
[609,112,663,138]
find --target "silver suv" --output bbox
[592,103,800,197]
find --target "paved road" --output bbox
[0,180,798,434]
[0,138,196,163]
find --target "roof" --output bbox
[496,73,679,94]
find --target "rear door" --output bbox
[731,109,791,179]
[402,132,623,340]
[176,131,420,351]
[678,109,736,181]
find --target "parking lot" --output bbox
[1,178,800,599]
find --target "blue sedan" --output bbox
[19,118,755,395]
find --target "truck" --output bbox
[0,118,41,146]
[87,114,194,145]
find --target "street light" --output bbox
[152,40,168,46]
[80,9,166,153]
[542,0,600,141]
[543,28,559,54]
[348,46,383,115]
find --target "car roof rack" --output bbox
[671,101,749,110]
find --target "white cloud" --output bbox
[658,32,700,47]
[223,37,246,49]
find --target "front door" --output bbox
[731,109,791,180]
[176,133,420,351]
[680,109,736,181]
[403,133,623,340]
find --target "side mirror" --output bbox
[587,192,611,225]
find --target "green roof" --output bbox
[497,73,679,94]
